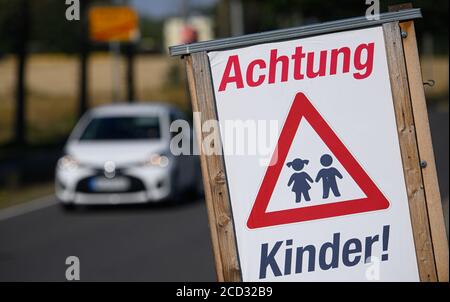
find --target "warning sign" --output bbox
[208,26,419,281]
[247,92,390,229]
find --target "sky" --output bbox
[130,0,218,18]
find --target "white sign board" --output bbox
[207,26,419,281]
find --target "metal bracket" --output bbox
[423,80,435,87]
[170,8,422,56]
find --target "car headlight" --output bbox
[143,153,170,168]
[57,155,79,170]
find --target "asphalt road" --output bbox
[0,198,216,281]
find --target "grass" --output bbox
[1,53,447,147]
[0,181,54,210]
[0,85,188,147]
[0,53,189,147]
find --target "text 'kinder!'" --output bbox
[218,42,375,92]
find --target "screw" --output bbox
[401,31,408,38]
[420,160,427,168]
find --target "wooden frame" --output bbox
[384,21,436,281]
[182,16,448,283]
[185,53,241,282]
[389,3,449,283]
[399,20,449,282]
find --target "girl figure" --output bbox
[287,158,313,203]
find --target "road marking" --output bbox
[0,195,58,222]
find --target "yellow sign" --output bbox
[89,6,139,42]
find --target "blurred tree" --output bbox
[139,17,164,53]
[13,0,30,145]
[0,0,82,54]
[1,0,448,54]
[0,0,118,54]
[79,0,91,116]
[0,0,22,54]
[232,0,448,54]
[0,0,170,54]
[29,0,82,53]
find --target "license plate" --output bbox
[89,176,130,192]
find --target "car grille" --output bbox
[75,174,146,194]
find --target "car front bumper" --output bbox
[55,164,174,205]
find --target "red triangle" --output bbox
[247,92,390,229]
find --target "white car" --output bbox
[55,103,201,207]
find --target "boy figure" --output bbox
[315,154,343,199]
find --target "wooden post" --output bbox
[389,3,449,282]
[185,52,241,282]
[125,43,135,102]
[383,21,437,281]
[14,0,30,145]
[78,0,90,117]
[399,20,449,283]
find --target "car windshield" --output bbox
[79,116,161,141]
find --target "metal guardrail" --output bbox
[169,8,422,56]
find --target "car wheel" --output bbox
[194,177,204,199]
[60,202,76,211]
